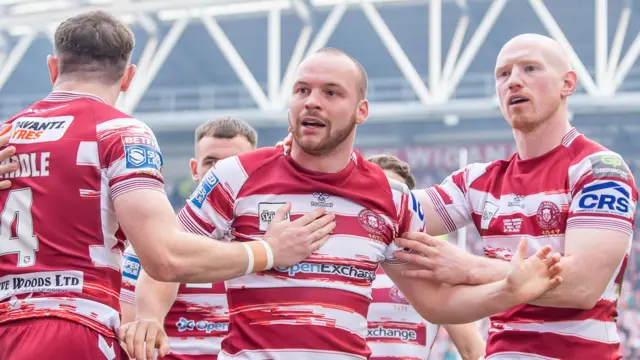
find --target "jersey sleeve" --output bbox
[421,165,476,233]
[568,151,638,235]
[177,156,247,241]
[383,180,426,264]
[120,246,141,305]
[97,118,165,200]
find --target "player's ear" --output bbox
[47,55,59,85]
[560,70,577,98]
[120,64,137,92]
[355,99,369,125]
[190,158,199,183]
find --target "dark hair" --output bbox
[316,47,368,99]
[54,10,134,84]
[194,116,258,148]
[367,154,416,190]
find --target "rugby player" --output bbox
[126,47,563,360]
[0,11,334,360]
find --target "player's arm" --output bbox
[528,153,637,309]
[397,165,511,285]
[102,120,334,284]
[384,182,562,324]
[442,323,486,360]
[382,239,562,324]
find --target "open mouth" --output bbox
[509,96,530,105]
[301,118,326,128]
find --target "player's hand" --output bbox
[119,319,170,360]
[274,132,293,155]
[0,133,18,189]
[393,232,476,285]
[264,202,336,267]
[504,238,563,303]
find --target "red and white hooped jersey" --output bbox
[121,246,229,359]
[367,267,440,360]
[423,128,638,360]
[177,147,426,360]
[0,91,165,339]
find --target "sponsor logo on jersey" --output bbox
[124,143,163,171]
[121,135,158,148]
[389,285,409,304]
[358,209,387,236]
[189,170,220,209]
[7,116,74,144]
[409,191,425,222]
[122,254,141,281]
[311,192,333,208]
[536,201,561,230]
[274,262,376,282]
[576,181,631,217]
[367,326,418,341]
[480,202,499,230]
[589,154,630,180]
[508,194,526,209]
[176,317,229,334]
[258,202,289,231]
[0,271,83,301]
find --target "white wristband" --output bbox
[260,240,274,270]
[242,242,254,275]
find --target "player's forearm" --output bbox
[443,323,486,360]
[135,269,179,322]
[159,231,249,283]
[413,280,521,324]
[468,256,510,285]
[527,256,596,309]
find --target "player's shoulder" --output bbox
[567,134,632,180]
[235,146,285,175]
[457,159,506,187]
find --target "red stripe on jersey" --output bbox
[206,183,235,222]
[227,287,370,318]
[367,321,427,346]
[233,213,394,246]
[486,328,621,359]
[491,299,618,324]
[425,187,457,232]
[472,211,568,238]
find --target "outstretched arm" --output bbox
[382,239,562,324]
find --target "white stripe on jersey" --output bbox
[226,273,373,298]
[368,342,426,359]
[96,117,151,133]
[366,303,425,324]
[10,297,119,330]
[487,353,559,360]
[309,235,387,262]
[219,349,366,360]
[176,293,228,310]
[483,235,564,258]
[493,319,619,344]
[236,194,379,218]
[77,141,100,167]
[467,189,571,218]
[168,336,222,355]
[228,304,367,337]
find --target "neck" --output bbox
[52,80,118,107]
[290,140,353,173]
[513,107,572,160]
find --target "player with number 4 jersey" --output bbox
[0,11,335,360]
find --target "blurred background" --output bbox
[1,0,640,358]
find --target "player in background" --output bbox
[120,116,258,359]
[391,34,638,359]
[366,154,485,360]
[0,11,335,360]
[124,47,563,360]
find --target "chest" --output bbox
[233,192,397,263]
[467,173,571,258]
